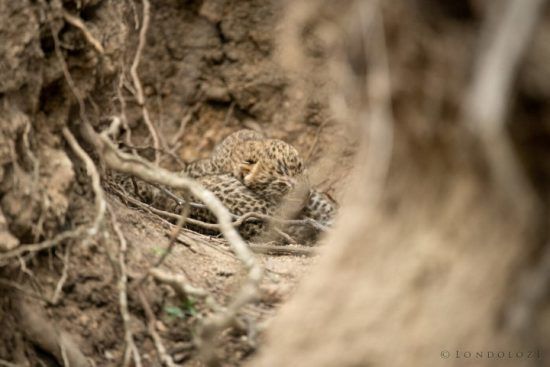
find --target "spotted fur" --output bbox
[186,130,306,202]
[301,190,337,227]
[185,129,265,178]
[110,129,337,242]
[184,129,336,240]
[186,174,274,239]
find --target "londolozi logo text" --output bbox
[440,350,542,360]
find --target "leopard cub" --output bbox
[184,129,337,241]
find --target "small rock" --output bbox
[203,84,231,102]
[144,85,155,97]
[156,320,168,332]
[78,314,90,326]
[224,49,240,62]
[199,0,224,23]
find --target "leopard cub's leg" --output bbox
[301,189,337,227]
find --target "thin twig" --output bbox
[0,228,85,265]
[249,243,316,256]
[149,268,223,314]
[305,118,328,163]
[136,192,191,288]
[0,278,49,302]
[116,73,136,152]
[50,16,87,125]
[138,290,179,367]
[62,127,106,235]
[60,343,70,367]
[22,119,46,242]
[222,101,236,126]
[273,227,297,244]
[50,245,70,305]
[130,0,162,164]
[114,187,327,233]
[150,184,206,209]
[170,110,192,146]
[126,0,140,29]
[17,256,44,295]
[149,183,328,231]
[112,189,219,230]
[22,120,40,184]
[119,144,186,170]
[53,8,108,237]
[108,206,142,367]
[62,10,105,54]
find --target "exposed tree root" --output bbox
[109,206,143,367]
[79,120,263,365]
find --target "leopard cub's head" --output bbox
[231,139,307,201]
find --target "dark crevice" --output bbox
[79,2,103,21]
[417,0,478,22]
[215,21,229,44]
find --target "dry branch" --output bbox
[115,74,136,152]
[135,192,191,288]
[305,118,328,163]
[80,121,262,363]
[50,245,71,305]
[126,0,140,29]
[170,110,192,146]
[129,0,162,164]
[138,290,179,367]
[114,187,327,236]
[49,11,88,125]
[464,0,545,217]
[0,278,48,302]
[62,127,106,235]
[108,206,142,367]
[62,10,105,54]
[149,268,226,318]
[248,243,316,257]
[0,228,84,265]
[22,120,39,184]
[149,268,208,300]
[60,343,70,367]
[145,184,328,231]
[111,187,220,230]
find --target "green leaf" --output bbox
[152,247,167,256]
[164,305,185,319]
[181,298,197,316]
